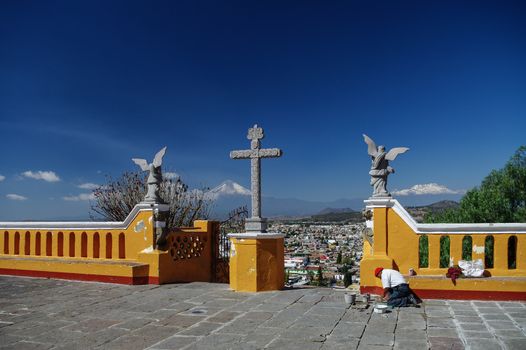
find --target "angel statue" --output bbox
[132,147,167,203]
[363,135,409,197]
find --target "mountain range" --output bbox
[207,180,462,220]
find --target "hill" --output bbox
[406,200,459,223]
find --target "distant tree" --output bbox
[342,256,353,265]
[307,270,315,284]
[426,146,526,223]
[336,252,342,264]
[90,171,212,228]
[343,271,353,287]
[317,265,326,287]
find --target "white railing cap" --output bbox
[364,198,526,234]
[0,203,166,231]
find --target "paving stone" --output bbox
[206,310,242,323]
[184,333,245,350]
[455,315,482,323]
[242,311,275,321]
[473,301,498,307]
[465,338,503,350]
[158,314,206,328]
[476,307,501,314]
[321,336,359,350]
[130,324,178,343]
[357,344,392,350]
[486,321,520,330]
[330,321,365,338]
[451,309,479,316]
[217,318,267,335]
[278,324,329,342]
[101,335,163,350]
[240,332,280,349]
[394,339,428,350]
[396,320,426,330]
[360,331,394,346]
[178,321,223,336]
[364,321,396,333]
[502,338,526,350]
[459,323,489,331]
[179,306,224,316]
[111,317,153,331]
[150,335,199,349]
[428,336,464,350]
[463,330,497,339]
[394,328,426,339]
[0,341,53,350]
[427,316,456,328]
[0,334,25,347]
[63,318,120,333]
[266,338,323,350]
[494,329,526,338]
[482,313,511,321]
[498,302,524,308]
[341,309,372,323]
[427,327,459,338]
[397,312,425,322]
[424,300,449,306]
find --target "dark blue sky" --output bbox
[1,1,525,219]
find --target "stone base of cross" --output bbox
[244,217,268,233]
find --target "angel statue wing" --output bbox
[385,147,409,161]
[363,134,378,156]
[132,158,149,171]
[152,146,167,168]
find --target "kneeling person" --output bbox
[374,267,417,307]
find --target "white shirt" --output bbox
[381,269,407,288]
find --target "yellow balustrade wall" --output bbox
[360,198,526,300]
[0,204,218,285]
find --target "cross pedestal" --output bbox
[228,124,285,292]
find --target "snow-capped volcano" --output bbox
[208,180,251,198]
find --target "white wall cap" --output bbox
[228,232,285,239]
[0,203,157,230]
[364,198,526,234]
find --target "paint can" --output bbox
[344,293,356,305]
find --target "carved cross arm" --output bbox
[258,148,282,158]
[230,150,255,159]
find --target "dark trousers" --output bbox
[387,283,412,307]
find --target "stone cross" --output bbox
[230,124,282,232]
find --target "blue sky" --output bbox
[1,1,525,220]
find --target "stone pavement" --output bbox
[0,276,525,350]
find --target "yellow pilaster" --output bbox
[359,200,396,288]
[228,233,284,292]
[87,234,94,258]
[450,236,462,265]
[517,236,524,271]
[373,207,388,255]
[112,233,119,259]
[75,233,82,258]
[30,232,37,256]
[428,235,441,269]
[101,233,107,259]
[0,232,4,254]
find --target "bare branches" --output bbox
[89,171,212,228]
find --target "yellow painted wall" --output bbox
[229,236,284,292]
[0,206,219,284]
[360,201,526,295]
